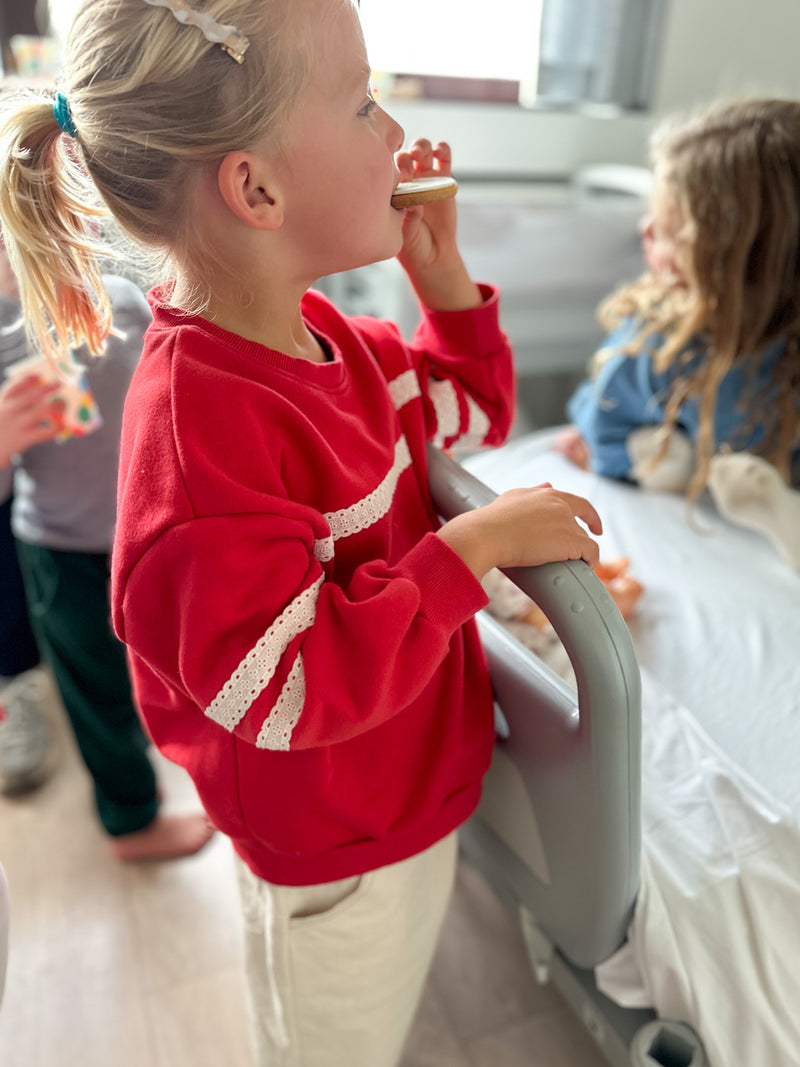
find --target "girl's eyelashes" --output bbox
[358,91,378,117]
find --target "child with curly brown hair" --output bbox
[561,97,800,537]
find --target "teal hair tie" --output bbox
[53,92,77,138]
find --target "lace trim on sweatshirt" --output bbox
[256,651,305,751]
[208,436,414,738]
[429,377,490,451]
[204,576,323,731]
[313,435,413,561]
[387,368,421,410]
[429,378,460,448]
[459,393,491,449]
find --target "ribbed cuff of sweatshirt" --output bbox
[393,530,489,635]
[415,284,504,360]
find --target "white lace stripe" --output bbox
[429,378,461,448]
[323,436,412,541]
[256,652,306,751]
[204,576,323,731]
[388,369,421,410]
[453,393,491,449]
[313,536,334,562]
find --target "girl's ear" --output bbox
[217,151,284,231]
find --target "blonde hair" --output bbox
[599,97,800,498]
[0,0,329,364]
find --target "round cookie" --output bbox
[391,176,458,208]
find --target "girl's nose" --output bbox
[639,214,654,239]
[383,110,405,154]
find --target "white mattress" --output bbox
[466,431,800,1067]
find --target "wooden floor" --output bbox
[0,670,607,1067]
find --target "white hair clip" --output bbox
[143,0,249,63]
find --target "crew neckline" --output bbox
[148,286,347,388]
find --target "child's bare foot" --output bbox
[110,812,215,862]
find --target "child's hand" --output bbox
[395,139,481,312]
[0,374,63,467]
[438,484,602,581]
[554,427,591,470]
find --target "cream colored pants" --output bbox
[235,832,458,1067]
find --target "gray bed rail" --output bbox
[427,444,642,968]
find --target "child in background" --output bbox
[0,238,213,860]
[1,230,60,795]
[0,1,601,1063]
[560,97,800,523]
[0,438,56,796]
[0,237,62,795]
[1,235,56,791]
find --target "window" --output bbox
[360,0,544,83]
[360,0,669,112]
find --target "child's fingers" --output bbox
[27,420,62,446]
[577,531,600,569]
[395,140,454,211]
[558,524,600,569]
[25,404,58,427]
[0,395,63,457]
[394,150,415,182]
[32,395,64,425]
[21,397,61,431]
[409,138,433,168]
[550,523,600,570]
[431,141,452,175]
[558,491,603,536]
[0,373,39,398]
[2,378,61,414]
[403,138,454,178]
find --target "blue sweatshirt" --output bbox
[567,315,794,480]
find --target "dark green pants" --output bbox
[15,541,158,836]
[0,497,40,677]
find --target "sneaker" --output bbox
[0,668,57,795]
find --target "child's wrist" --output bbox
[413,263,482,313]
[437,513,493,581]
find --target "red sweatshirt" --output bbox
[112,284,515,885]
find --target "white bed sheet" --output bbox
[465,431,800,1067]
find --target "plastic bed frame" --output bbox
[427,445,709,1067]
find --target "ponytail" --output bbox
[1,0,318,344]
[0,88,112,366]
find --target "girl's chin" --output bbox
[373,229,405,264]
[333,242,404,276]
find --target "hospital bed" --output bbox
[428,438,800,1067]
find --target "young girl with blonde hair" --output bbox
[562,97,800,520]
[0,1,602,1062]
